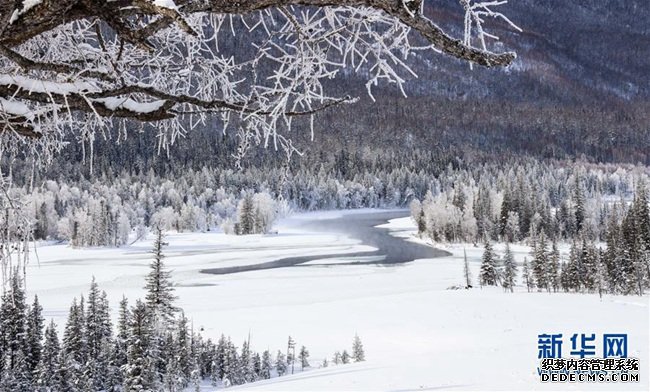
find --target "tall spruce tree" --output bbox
[275,351,287,376]
[36,320,60,390]
[123,300,156,392]
[547,239,561,292]
[352,334,365,362]
[501,244,517,293]
[238,193,256,235]
[532,232,549,291]
[260,350,272,379]
[298,346,310,370]
[145,227,177,327]
[565,241,582,292]
[479,241,499,286]
[573,175,586,234]
[522,257,534,292]
[84,278,113,390]
[26,295,44,376]
[0,272,30,390]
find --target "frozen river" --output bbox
[201,210,450,275]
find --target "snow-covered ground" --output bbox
[25,210,648,391]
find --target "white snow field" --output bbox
[25,210,648,391]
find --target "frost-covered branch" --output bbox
[0,0,518,163]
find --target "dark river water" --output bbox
[200,210,450,275]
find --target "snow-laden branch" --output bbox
[0,0,519,164]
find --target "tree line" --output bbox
[475,184,649,295]
[12,148,649,248]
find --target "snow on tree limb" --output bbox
[0,0,518,163]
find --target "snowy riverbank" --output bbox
[25,210,649,390]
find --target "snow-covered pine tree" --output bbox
[162,332,183,392]
[341,350,351,364]
[224,338,242,385]
[596,248,607,299]
[237,193,256,235]
[123,300,156,391]
[581,240,599,292]
[84,278,112,390]
[26,295,44,376]
[52,351,74,392]
[565,241,582,292]
[299,346,310,370]
[502,244,517,293]
[603,205,624,294]
[214,335,227,381]
[35,320,60,390]
[332,351,341,365]
[260,350,272,379]
[241,338,256,382]
[145,227,177,328]
[190,361,202,392]
[63,297,86,365]
[479,241,499,286]
[0,272,31,390]
[532,232,549,291]
[352,334,365,362]
[175,312,192,388]
[275,351,287,376]
[252,352,262,381]
[573,175,586,234]
[621,181,650,295]
[522,257,534,292]
[547,239,561,292]
[108,295,129,389]
[635,181,650,248]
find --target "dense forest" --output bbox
[9,145,647,249]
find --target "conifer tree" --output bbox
[145,227,177,327]
[85,278,112,390]
[53,351,74,392]
[479,241,499,286]
[581,241,598,292]
[299,346,310,370]
[501,244,517,292]
[36,320,60,390]
[241,339,255,382]
[532,232,549,291]
[573,176,586,233]
[604,206,624,294]
[547,239,561,292]
[238,193,256,235]
[341,350,351,364]
[63,297,86,366]
[162,332,183,392]
[275,351,287,376]
[596,248,607,299]
[108,296,129,390]
[352,334,365,362]
[260,350,272,379]
[332,351,341,365]
[565,241,582,292]
[26,295,44,376]
[123,300,156,392]
[176,313,192,386]
[0,272,28,379]
[522,258,534,292]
